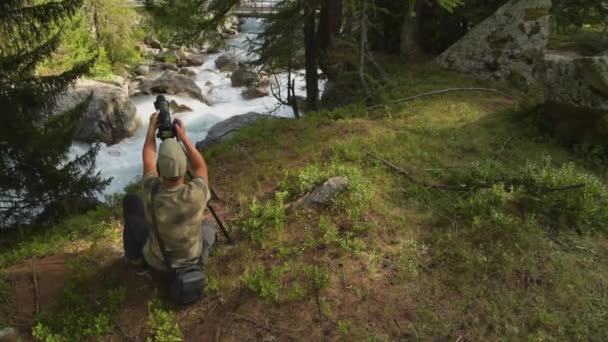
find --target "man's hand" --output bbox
[174,118,188,142]
[143,112,159,175]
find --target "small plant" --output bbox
[308,265,331,290]
[146,299,183,342]
[244,264,286,301]
[395,239,422,281]
[243,191,289,243]
[32,283,127,341]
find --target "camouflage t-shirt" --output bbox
[142,172,210,270]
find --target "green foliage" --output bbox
[244,264,286,301]
[87,0,143,71]
[0,205,115,268]
[32,283,127,341]
[308,265,331,290]
[147,0,239,45]
[449,157,608,234]
[243,191,288,244]
[1,0,109,228]
[146,299,183,342]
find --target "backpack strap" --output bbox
[149,181,174,272]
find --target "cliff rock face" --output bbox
[436,0,552,86]
[542,53,608,142]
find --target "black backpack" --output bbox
[150,184,205,305]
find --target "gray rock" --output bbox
[159,62,179,71]
[140,71,211,104]
[185,53,206,66]
[179,67,198,76]
[135,64,149,76]
[196,113,276,148]
[542,53,608,142]
[436,0,552,86]
[291,177,349,210]
[215,54,240,71]
[169,99,193,114]
[156,50,180,63]
[134,75,147,82]
[55,79,141,145]
[144,37,162,49]
[231,66,259,87]
[242,86,269,100]
[0,327,19,342]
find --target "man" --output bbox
[122,112,213,274]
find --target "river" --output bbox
[70,19,310,198]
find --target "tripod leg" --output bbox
[207,204,233,243]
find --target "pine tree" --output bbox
[0,0,110,228]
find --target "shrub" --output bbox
[243,191,288,244]
[244,264,286,301]
[147,299,183,342]
[450,157,608,234]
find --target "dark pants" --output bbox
[122,194,216,266]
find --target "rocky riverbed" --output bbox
[69,18,315,197]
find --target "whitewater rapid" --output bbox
[70,19,309,198]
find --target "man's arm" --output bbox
[143,113,158,175]
[174,118,209,184]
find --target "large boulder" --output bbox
[542,53,608,142]
[215,54,240,71]
[436,0,552,86]
[55,79,141,145]
[231,66,259,87]
[140,71,211,104]
[196,113,277,149]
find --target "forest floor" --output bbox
[1,59,607,341]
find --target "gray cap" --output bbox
[157,139,187,178]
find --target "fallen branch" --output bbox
[370,153,586,194]
[368,88,516,110]
[226,312,302,335]
[31,262,39,315]
[368,153,465,191]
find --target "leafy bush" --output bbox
[450,157,608,234]
[243,191,288,244]
[147,299,183,342]
[32,284,127,341]
[244,264,286,301]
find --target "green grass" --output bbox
[2,60,608,340]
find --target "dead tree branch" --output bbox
[369,88,516,110]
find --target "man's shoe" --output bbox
[124,256,151,275]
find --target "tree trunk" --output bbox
[303,3,319,111]
[358,3,370,98]
[317,0,342,81]
[399,0,424,59]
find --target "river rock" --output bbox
[179,67,198,76]
[156,50,180,63]
[144,37,162,49]
[242,86,269,100]
[290,177,349,210]
[55,79,141,145]
[135,64,150,76]
[140,70,211,105]
[215,54,240,71]
[542,53,608,142]
[169,100,193,114]
[436,0,552,86]
[185,53,206,66]
[196,112,276,148]
[231,66,259,87]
